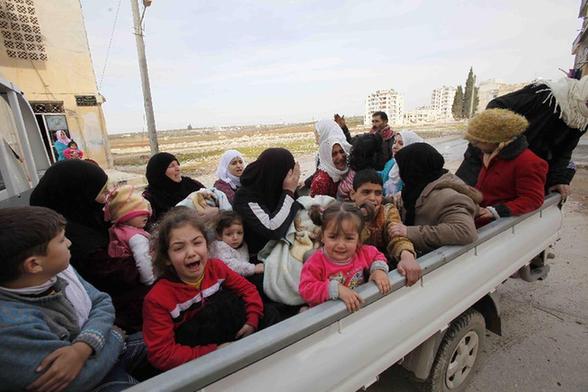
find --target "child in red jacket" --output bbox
[142,207,263,371]
[464,108,548,225]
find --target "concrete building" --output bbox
[476,79,528,113]
[364,89,404,126]
[0,0,113,167]
[572,0,588,77]
[431,86,456,120]
[404,106,438,124]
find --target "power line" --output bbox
[98,0,122,90]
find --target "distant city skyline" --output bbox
[81,0,581,133]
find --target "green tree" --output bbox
[463,67,478,118]
[452,85,464,120]
[473,86,480,115]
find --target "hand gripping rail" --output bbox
[128,194,562,392]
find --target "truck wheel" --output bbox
[422,309,485,392]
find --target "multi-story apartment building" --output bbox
[430,86,456,120]
[404,106,438,124]
[364,89,404,126]
[476,80,528,113]
[0,0,113,167]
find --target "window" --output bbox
[0,0,46,61]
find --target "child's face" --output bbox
[220,223,244,249]
[126,215,149,229]
[350,182,383,213]
[167,224,208,283]
[228,157,244,177]
[322,219,359,262]
[37,229,71,277]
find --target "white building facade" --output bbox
[431,86,456,120]
[364,89,404,126]
[404,106,439,124]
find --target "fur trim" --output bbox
[465,108,528,143]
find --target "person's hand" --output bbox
[476,207,494,221]
[27,342,93,392]
[334,114,347,128]
[235,323,255,339]
[388,223,407,238]
[282,163,301,193]
[397,251,421,286]
[548,184,571,200]
[369,269,391,294]
[254,263,265,274]
[338,285,364,312]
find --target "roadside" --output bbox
[368,168,588,392]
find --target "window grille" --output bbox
[0,0,46,61]
[30,102,64,113]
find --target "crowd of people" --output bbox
[1,76,587,391]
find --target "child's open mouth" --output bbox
[185,259,201,271]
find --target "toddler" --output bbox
[64,140,84,160]
[142,207,263,371]
[209,211,264,276]
[299,202,391,312]
[104,185,154,285]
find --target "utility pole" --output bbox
[130,0,158,154]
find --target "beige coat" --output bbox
[402,173,482,254]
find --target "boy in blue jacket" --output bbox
[0,206,147,391]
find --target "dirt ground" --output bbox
[368,168,588,392]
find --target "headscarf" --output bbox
[318,137,351,182]
[30,160,108,229]
[144,152,204,213]
[536,76,588,131]
[385,130,425,195]
[216,150,245,190]
[238,148,295,211]
[394,143,447,225]
[315,119,346,145]
[55,130,71,145]
[370,124,395,141]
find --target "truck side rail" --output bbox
[128,193,562,392]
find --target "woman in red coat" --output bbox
[464,109,548,225]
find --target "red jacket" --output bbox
[476,136,548,218]
[142,259,263,370]
[310,169,338,197]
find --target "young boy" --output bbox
[349,169,421,286]
[0,206,146,391]
[464,109,548,225]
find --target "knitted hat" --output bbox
[104,185,151,224]
[465,108,529,144]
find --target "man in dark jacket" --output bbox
[456,77,588,200]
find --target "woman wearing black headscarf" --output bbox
[143,152,206,221]
[29,160,149,332]
[388,143,482,254]
[233,148,302,255]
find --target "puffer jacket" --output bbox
[402,173,482,254]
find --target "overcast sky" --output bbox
[80,0,581,133]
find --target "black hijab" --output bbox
[238,148,295,211]
[348,133,388,171]
[30,160,108,229]
[395,143,447,225]
[144,152,204,217]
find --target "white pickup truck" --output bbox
[0,77,562,392]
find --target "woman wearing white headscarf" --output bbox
[310,137,351,197]
[382,130,424,196]
[214,150,246,205]
[53,130,71,161]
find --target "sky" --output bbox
[80,0,582,133]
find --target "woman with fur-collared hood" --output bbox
[388,143,482,255]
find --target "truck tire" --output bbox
[421,309,485,392]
